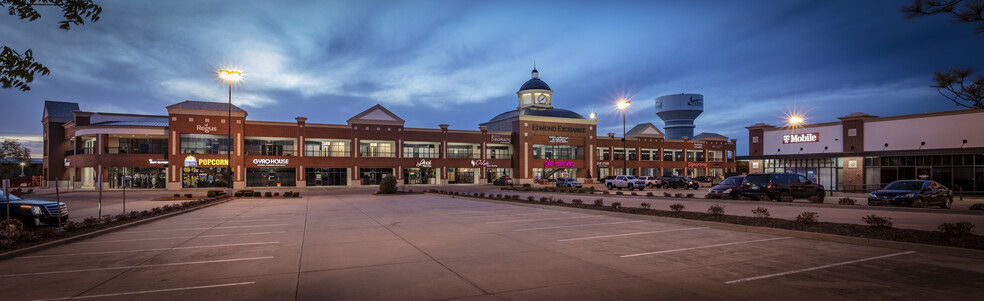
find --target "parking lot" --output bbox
[1,192,982,300]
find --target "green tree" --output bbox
[902,0,984,109]
[0,139,31,175]
[1,0,102,91]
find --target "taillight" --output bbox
[768,183,773,190]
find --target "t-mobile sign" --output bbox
[782,132,820,144]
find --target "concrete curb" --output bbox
[432,193,984,260]
[491,189,984,216]
[0,197,237,260]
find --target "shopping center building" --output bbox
[742,109,984,194]
[41,68,737,190]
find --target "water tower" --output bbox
[655,93,704,140]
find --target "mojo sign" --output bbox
[782,132,820,144]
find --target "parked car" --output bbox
[555,177,582,188]
[694,176,717,183]
[1,194,69,237]
[605,175,646,190]
[868,180,952,208]
[663,176,700,189]
[638,176,662,188]
[707,176,744,199]
[493,176,513,186]
[741,173,825,202]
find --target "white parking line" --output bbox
[76,231,288,244]
[556,227,709,242]
[0,257,274,277]
[33,281,256,301]
[486,215,603,224]
[464,212,545,219]
[725,251,916,284]
[515,221,644,232]
[178,219,290,225]
[620,237,792,258]
[17,242,281,259]
[118,224,289,234]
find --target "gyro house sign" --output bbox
[253,158,289,167]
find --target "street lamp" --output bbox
[19,162,25,177]
[789,115,804,125]
[616,99,630,175]
[589,112,597,120]
[219,69,241,194]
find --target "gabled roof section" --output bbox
[347,104,405,126]
[625,123,664,138]
[43,101,80,121]
[88,121,169,128]
[167,100,246,112]
[694,132,729,141]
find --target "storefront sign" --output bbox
[532,124,587,133]
[148,159,168,165]
[596,161,609,167]
[471,160,490,167]
[490,135,511,143]
[184,156,197,167]
[253,158,289,167]
[197,158,229,167]
[544,160,575,169]
[548,136,569,143]
[687,162,707,167]
[415,159,432,167]
[196,123,219,133]
[693,143,703,149]
[782,132,819,144]
[64,159,70,167]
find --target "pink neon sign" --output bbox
[544,160,575,169]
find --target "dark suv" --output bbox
[662,176,700,189]
[740,173,825,202]
[1,194,69,237]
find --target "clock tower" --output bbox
[517,68,554,109]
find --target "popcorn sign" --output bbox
[782,132,819,144]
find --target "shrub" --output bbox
[705,194,714,199]
[603,191,610,195]
[630,192,638,196]
[244,191,253,197]
[208,191,217,198]
[527,196,535,202]
[264,192,272,197]
[512,195,519,200]
[646,192,654,197]
[757,195,771,202]
[522,184,532,188]
[128,211,140,219]
[615,191,624,195]
[101,214,115,223]
[670,203,684,212]
[293,192,300,197]
[274,192,280,196]
[141,210,150,216]
[27,189,33,193]
[173,194,180,197]
[611,202,622,209]
[152,207,163,214]
[184,194,193,198]
[593,199,605,206]
[862,215,893,228]
[751,207,771,218]
[572,199,583,205]
[706,204,725,215]
[781,195,793,202]
[555,198,564,204]
[234,192,243,197]
[663,192,672,197]
[674,193,683,198]
[378,175,398,194]
[115,213,130,222]
[480,192,486,197]
[796,212,819,225]
[82,216,99,227]
[496,194,502,199]
[540,197,549,202]
[838,198,856,205]
[686,193,694,198]
[640,202,651,209]
[807,196,823,203]
[969,203,984,210]
[938,222,975,235]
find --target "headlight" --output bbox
[901,193,916,198]
[31,206,43,215]
[724,188,732,194]
[868,193,877,198]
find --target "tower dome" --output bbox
[518,68,551,91]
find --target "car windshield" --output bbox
[884,181,924,191]
[720,177,740,185]
[626,176,637,180]
[0,194,24,201]
[743,174,770,185]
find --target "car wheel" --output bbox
[913,198,927,208]
[776,191,792,202]
[0,217,25,238]
[815,191,825,203]
[626,184,632,190]
[638,186,645,191]
[943,197,953,209]
[607,184,613,190]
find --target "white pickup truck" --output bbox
[605,175,647,191]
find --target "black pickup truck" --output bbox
[1,194,69,237]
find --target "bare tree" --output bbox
[1,0,102,91]
[902,0,984,109]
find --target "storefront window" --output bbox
[686,150,705,161]
[404,168,437,184]
[641,149,659,161]
[664,149,683,161]
[613,168,635,176]
[305,140,350,157]
[486,144,512,159]
[447,143,480,159]
[245,137,296,156]
[663,168,683,176]
[306,168,347,186]
[596,168,610,180]
[404,142,441,158]
[687,168,705,177]
[448,168,475,184]
[533,145,582,160]
[596,147,610,161]
[486,168,513,183]
[359,141,395,157]
[533,168,577,181]
[180,134,231,155]
[182,167,229,188]
[641,168,659,177]
[246,168,296,187]
[113,138,167,154]
[109,167,166,189]
[708,151,723,162]
[708,168,724,178]
[360,168,393,185]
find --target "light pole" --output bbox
[616,99,630,175]
[219,69,242,194]
[19,162,25,177]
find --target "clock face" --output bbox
[537,95,547,104]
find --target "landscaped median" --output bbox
[0,191,237,257]
[427,189,984,254]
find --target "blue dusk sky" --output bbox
[1,0,982,157]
